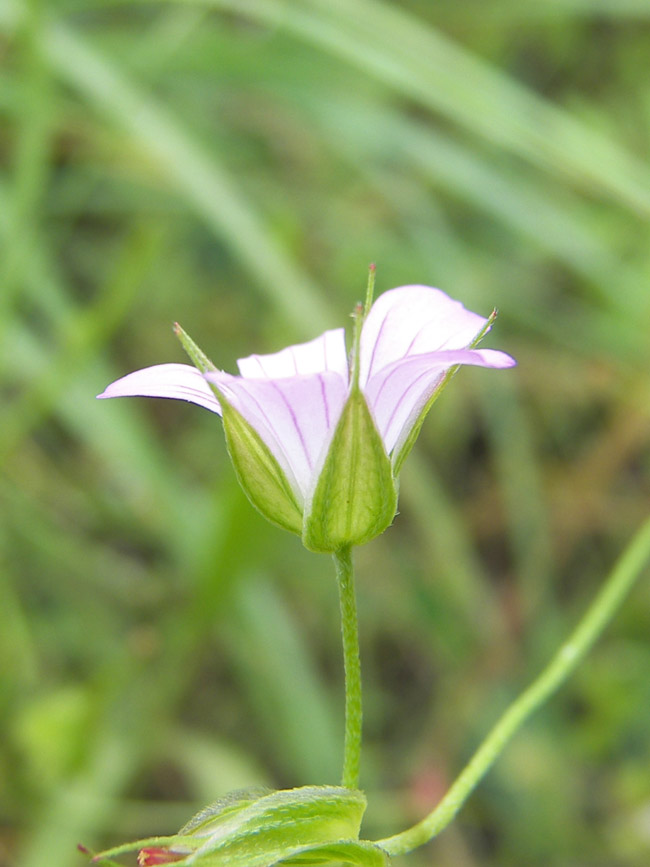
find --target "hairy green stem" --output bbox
[377,515,650,856]
[334,546,362,789]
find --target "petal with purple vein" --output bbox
[206,368,348,501]
[97,363,222,414]
[359,286,489,384]
[237,329,348,380]
[364,348,516,457]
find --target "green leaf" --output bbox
[187,786,368,866]
[92,787,369,866]
[281,839,388,866]
[180,787,273,836]
[303,388,397,553]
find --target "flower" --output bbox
[98,285,515,550]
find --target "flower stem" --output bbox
[334,545,362,789]
[376,515,650,856]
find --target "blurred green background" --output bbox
[2,1,650,865]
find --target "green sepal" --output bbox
[214,386,304,535]
[174,322,218,373]
[172,323,302,533]
[303,387,397,553]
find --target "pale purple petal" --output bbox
[364,348,516,456]
[97,363,223,414]
[359,286,490,385]
[206,368,348,501]
[237,328,349,380]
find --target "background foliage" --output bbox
[2,1,650,865]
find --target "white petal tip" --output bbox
[485,350,517,369]
[96,364,223,414]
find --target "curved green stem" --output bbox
[377,515,650,857]
[334,546,362,789]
